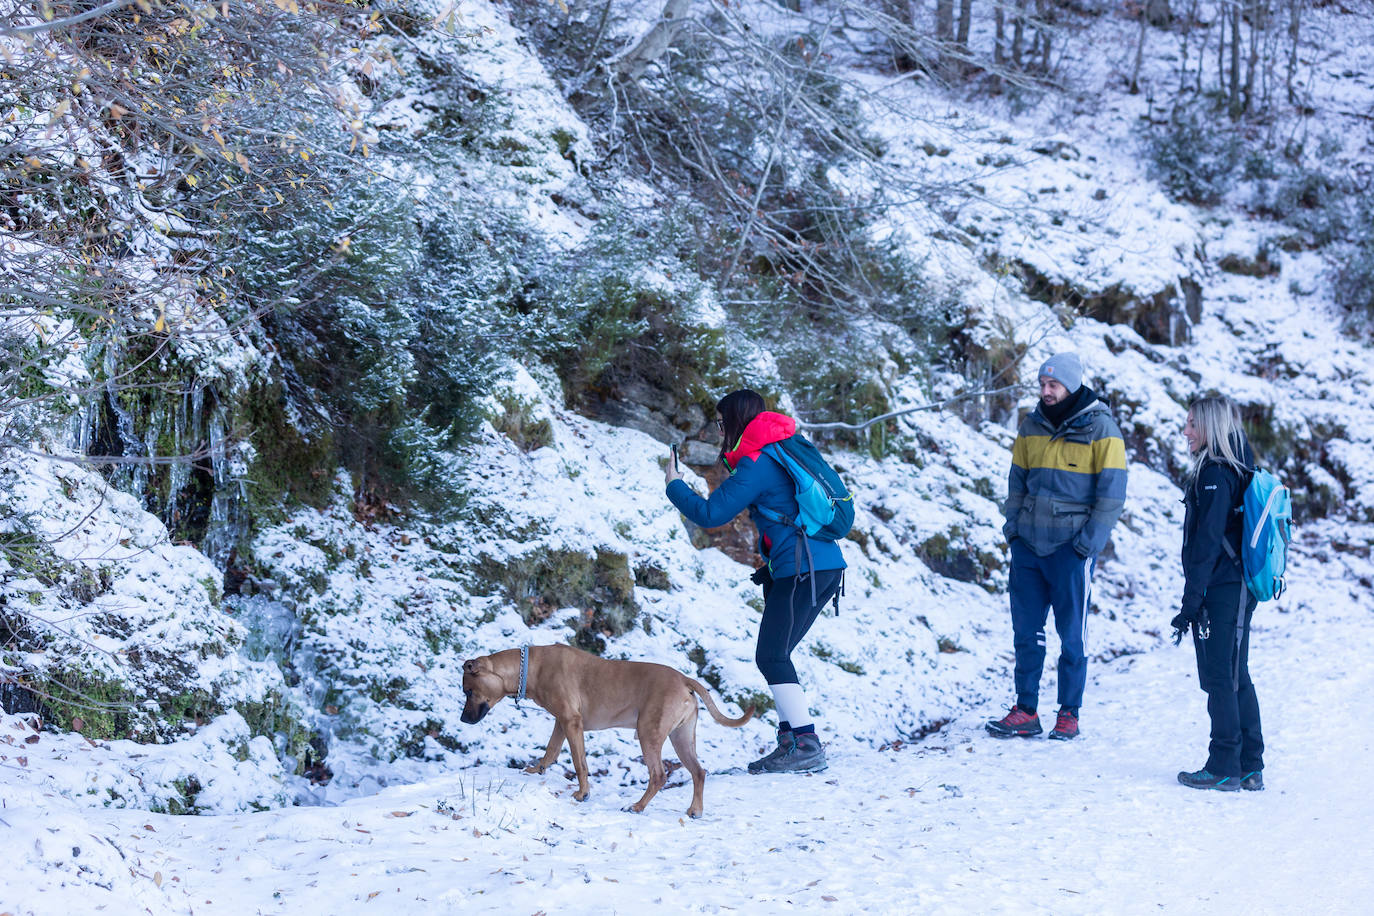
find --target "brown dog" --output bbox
[461,644,754,817]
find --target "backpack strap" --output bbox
[754,503,818,605]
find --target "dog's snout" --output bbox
[460,701,489,724]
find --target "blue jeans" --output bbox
[1009,539,1095,711]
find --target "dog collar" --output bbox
[516,645,530,707]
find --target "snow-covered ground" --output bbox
[6,2,1374,913]
[5,565,1372,914]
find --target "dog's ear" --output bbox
[462,658,481,676]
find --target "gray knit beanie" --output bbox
[1038,352,1083,393]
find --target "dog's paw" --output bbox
[573,789,589,802]
[686,807,703,819]
[523,764,544,775]
[624,803,646,814]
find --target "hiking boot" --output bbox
[754,732,827,773]
[1241,771,1264,791]
[985,705,1042,738]
[1177,768,1241,791]
[748,729,795,774]
[1048,707,1079,741]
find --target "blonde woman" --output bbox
[1172,395,1264,791]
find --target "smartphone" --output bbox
[670,443,680,470]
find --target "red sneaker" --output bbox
[985,705,1042,738]
[1049,707,1079,740]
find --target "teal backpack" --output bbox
[1223,468,1293,602]
[757,435,855,542]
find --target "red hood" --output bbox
[723,411,796,470]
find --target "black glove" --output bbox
[750,566,773,588]
[1170,609,1197,646]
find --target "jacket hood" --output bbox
[723,411,796,470]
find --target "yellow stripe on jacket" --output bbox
[1011,434,1127,475]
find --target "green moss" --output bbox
[168,776,203,815]
[41,670,138,740]
[471,547,638,650]
[937,636,964,654]
[551,128,575,157]
[730,688,773,716]
[0,530,69,586]
[633,562,671,591]
[811,642,865,675]
[243,379,335,516]
[917,528,989,584]
[486,391,554,451]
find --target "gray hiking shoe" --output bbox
[748,729,794,774]
[754,732,827,774]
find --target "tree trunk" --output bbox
[994,0,1005,65]
[956,0,973,50]
[1130,11,1148,94]
[1036,0,1052,72]
[1229,3,1242,116]
[608,0,694,80]
[1145,0,1172,27]
[1286,0,1302,104]
[1243,0,1264,114]
[936,0,954,41]
[1012,0,1027,68]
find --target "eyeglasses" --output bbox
[715,418,724,431]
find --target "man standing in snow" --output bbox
[987,352,1128,741]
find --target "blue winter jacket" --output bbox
[667,413,845,579]
[1002,392,1129,558]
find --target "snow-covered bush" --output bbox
[1142,100,1240,205]
[1333,192,1374,327]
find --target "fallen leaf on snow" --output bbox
[388,811,413,818]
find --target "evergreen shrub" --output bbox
[1142,100,1240,205]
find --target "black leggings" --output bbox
[755,569,843,684]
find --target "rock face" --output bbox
[0,453,301,812]
[1018,260,1203,346]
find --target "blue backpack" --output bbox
[1224,468,1292,602]
[757,435,855,541]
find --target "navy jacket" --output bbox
[1180,439,1254,617]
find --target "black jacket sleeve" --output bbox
[1180,464,1239,615]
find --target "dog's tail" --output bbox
[687,679,755,728]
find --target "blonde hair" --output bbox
[1186,395,1249,483]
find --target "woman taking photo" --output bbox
[665,389,845,774]
[1172,395,1265,791]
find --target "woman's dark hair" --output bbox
[716,389,766,450]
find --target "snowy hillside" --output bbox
[4,0,1374,912]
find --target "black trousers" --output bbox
[755,569,843,685]
[1192,580,1264,777]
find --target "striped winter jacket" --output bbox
[1002,397,1128,558]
